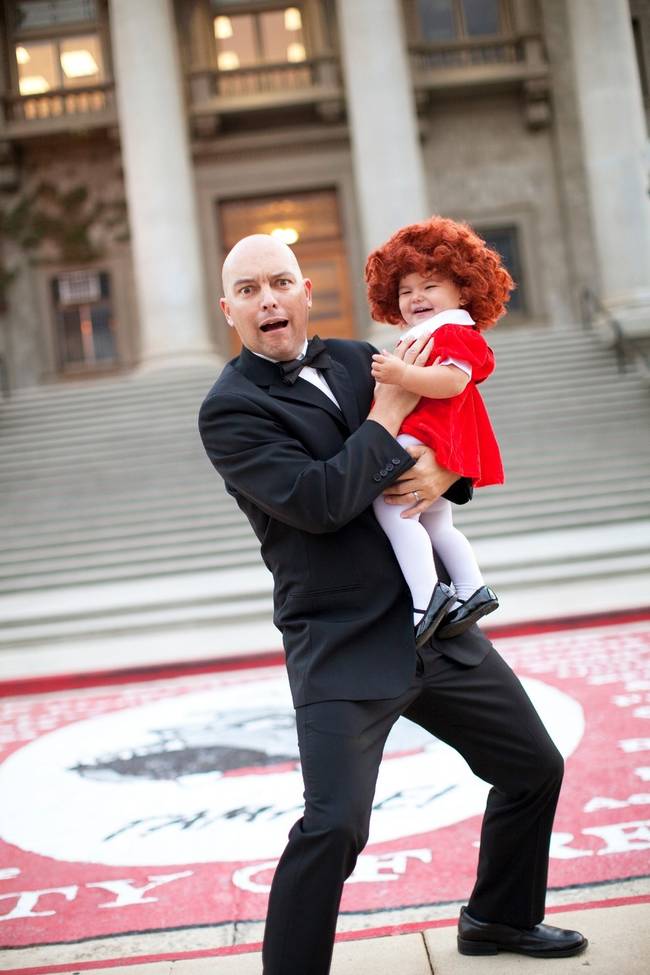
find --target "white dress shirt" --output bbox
[252,340,341,407]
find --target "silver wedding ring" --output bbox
[413,490,420,502]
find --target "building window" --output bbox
[415,0,508,42]
[14,0,97,30]
[211,5,306,71]
[479,225,525,315]
[15,33,103,96]
[51,270,117,371]
[9,0,107,120]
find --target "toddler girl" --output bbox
[365,216,513,646]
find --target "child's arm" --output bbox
[371,350,470,398]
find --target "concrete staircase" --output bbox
[1,323,649,678]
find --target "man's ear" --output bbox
[303,278,313,308]
[220,296,234,326]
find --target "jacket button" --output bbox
[385,463,394,472]
[392,457,401,465]
[380,468,388,477]
[373,473,382,482]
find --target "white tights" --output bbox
[372,434,484,621]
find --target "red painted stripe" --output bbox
[483,606,650,640]
[4,893,650,974]
[2,606,649,701]
[0,651,285,699]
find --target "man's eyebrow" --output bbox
[232,277,256,288]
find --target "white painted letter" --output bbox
[86,871,193,908]
[0,886,77,921]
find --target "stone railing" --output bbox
[190,54,342,108]
[2,82,116,128]
[580,286,650,383]
[409,34,524,72]
[408,33,550,127]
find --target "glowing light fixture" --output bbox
[214,15,233,39]
[218,50,240,71]
[16,46,30,65]
[287,42,306,62]
[60,49,98,78]
[284,7,302,31]
[19,75,50,95]
[271,227,299,245]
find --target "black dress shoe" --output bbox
[414,582,455,648]
[457,906,588,957]
[436,585,499,639]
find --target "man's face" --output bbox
[221,236,312,361]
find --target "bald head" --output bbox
[220,233,312,361]
[222,234,303,296]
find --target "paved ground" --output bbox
[0,612,649,973]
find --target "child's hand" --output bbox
[371,350,408,384]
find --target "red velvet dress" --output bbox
[399,322,504,488]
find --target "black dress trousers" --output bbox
[261,640,564,975]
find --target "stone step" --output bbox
[2,477,649,567]
[0,417,645,491]
[1,524,647,650]
[1,322,648,665]
[0,368,642,430]
[2,507,649,598]
[1,472,646,552]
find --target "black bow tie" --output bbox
[279,335,332,385]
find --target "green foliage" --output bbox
[0,181,130,310]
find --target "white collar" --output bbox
[402,308,475,339]
[251,338,308,364]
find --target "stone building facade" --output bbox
[0,0,648,388]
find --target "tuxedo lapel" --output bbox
[268,377,345,425]
[236,345,346,426]
[324,357,361,432]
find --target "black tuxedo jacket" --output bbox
[199,339,489,707]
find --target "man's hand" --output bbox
[383,444,459,517]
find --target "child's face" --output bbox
[398,272,462,327]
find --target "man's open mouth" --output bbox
[260,320,288,333]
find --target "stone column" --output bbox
[109,0,216,365]
[567,0,650,335]
[336,0,429,254]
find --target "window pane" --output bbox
[60,307,84,363]
[260,9,303,63]
[90,304,115,360]
[16,40,59,93]
[480,226,524,313]
[16,1,96,30]
[59,34,103,87]
[462,0,500,36]
[216,14,257,69]
[417,0,456,42]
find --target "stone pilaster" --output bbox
[109,0,216,364]
[567,0,650,335]
[336,0,429,255]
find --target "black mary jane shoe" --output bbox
[414,582,456,649]
[436,585,499,639]
[457,906,588,958]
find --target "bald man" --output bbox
[198,235,586,973]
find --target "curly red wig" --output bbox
[365,216,515,331]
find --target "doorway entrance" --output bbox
[219,189,356,354]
